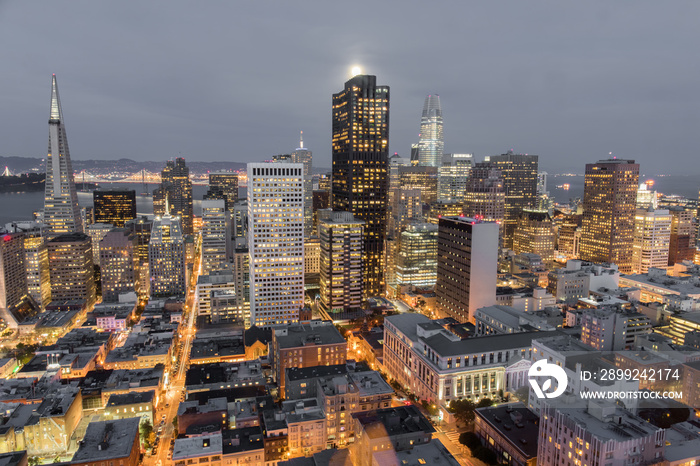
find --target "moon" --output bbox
[351,66,362,76]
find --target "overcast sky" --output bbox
[1,1,698,174]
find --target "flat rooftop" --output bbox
[173,433,223,460]
[475,403,539,460]
[274,321,346,349]
[71,418,140,463]
[352,405,435,439]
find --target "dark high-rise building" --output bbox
[154,158,193,235]
[580,159,639,273]
[332,74,389,298]
[93,190,137,227]
[312,190,330,235]
[125,215,153,298]
[484,151,538,249]
[47,232,96,306]
[436,217,498,323]
[668,206,696,265]
[0,233,29,314]
[43,74,82,236]
[205,171,238,211]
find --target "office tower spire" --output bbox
[291,133,313,238]
[44,74,83,235]
[418,94,443,168]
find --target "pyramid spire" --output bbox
[44,74,83,235]
[49,74,63,122]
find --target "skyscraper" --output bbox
[5,222,51,310]
[632,208,671,274]
[438,153,473,202]
[318,211,364,318]
[125,215,154,297]
[205,171,238,211]
[418,94,444,168]
[0,232,29,315]
[93,189,137,227]
[484,151,538,249]
[332,74,389,298]
[99,228,139,302]
[43,75,83,235]
[668,206,696,265]
[463,162,506,225]
[47,233,96,306]
[396,222,439,288]
[436,217,498,323]
[201,199,231,274]
[291,132,313,239]
[153,158,194,235]
[148,215,186,297]
[248,162,304,327]
[398,166,438,204]
[580,159,639,273]
[512,209,556,262]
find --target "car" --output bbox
[157,426,163,433]
[165,403,170,408]
[162,414,167,420]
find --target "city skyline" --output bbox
[0,2,699,175]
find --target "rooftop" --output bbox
[286,364,348,382]
[222,426,265,455]
[475,403,539,459]
[545,397,661,442]
[391,439,460,466]
[106,390,154,407]
[273,320,346,349]
[71,418,140,463]
[352,405,435,439]
[422,330,562,357]
[173,433,223,460]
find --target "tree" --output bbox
[459,432,481,450]
[448,399,476,425]
[28,457,40,466]
[473,446,498,465]
[139,419,155,448]
[477,397,494,409]
[421,400,439,416]
[172,416,179,433]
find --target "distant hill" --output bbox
[0,156,330,176]
[0,156,247,176]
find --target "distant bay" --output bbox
[1,176,698,227]
[0,183,245,226]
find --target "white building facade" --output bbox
[247,163,304,327]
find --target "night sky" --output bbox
[1,1,698,174]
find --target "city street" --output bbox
[144,238,201,466]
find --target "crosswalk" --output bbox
[444,430,463,446]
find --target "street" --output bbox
[144,236,201,466]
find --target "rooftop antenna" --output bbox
[299,131,304,149]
